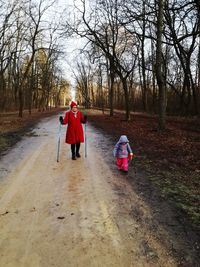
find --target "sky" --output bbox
[41,0,86,94]
[56,0,85,78]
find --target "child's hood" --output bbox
[118,135,129,143]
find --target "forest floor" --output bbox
[87,109,200,230]
[0,108,65,154]
[0,108,199,267]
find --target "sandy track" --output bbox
[0,115,181,266]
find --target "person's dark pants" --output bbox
[71,143,80,159]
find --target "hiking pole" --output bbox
[82,108,87,158]
[57,117,62,162]
[85,122,87,158]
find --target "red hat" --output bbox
[70,101,77,108]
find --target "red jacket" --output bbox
[63,110,86,144]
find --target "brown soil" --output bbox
[0,108,65,134]
[88,110,200,172]
[0,108,65,155]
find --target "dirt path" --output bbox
[0,115,198,267]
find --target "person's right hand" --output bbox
[59,116,64,124]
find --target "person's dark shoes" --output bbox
[72,154,76,160]
[119,169,128,174]
[76,152,81,158]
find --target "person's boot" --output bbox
[76,143,81,158]
[76,152,81,158]
[71,144,76,160]
[72,154,76,160]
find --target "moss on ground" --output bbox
[0,133,21,153]
[137,157,200,229]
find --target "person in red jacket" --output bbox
[59,101,87,160]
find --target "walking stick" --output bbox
[85,122,87,158]
[81,108,87,158]
[57,118,62,162]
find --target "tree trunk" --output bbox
[122,77,130,121]
[107,58,114,117]
[141,0,148,112]
[18,87,24,117]
[155,0,166,130]
[197,38,200,116]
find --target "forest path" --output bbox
[0,113,193,267]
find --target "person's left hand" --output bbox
[129,153,134,160]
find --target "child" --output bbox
[113,135,134,172]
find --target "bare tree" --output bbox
[0,0,70,114]
[155,0,166,130]
[0,1,16,111]
[73,59,92,108]
[66,0,139,120]
[164,0,200,115]
[17,0,57,116]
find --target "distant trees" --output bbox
[74,59,92,108]
[0,0,70,116]
[1,0,199,125]
[66,0,140,120]
[164,0,200,116]
[67,0,200,127]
